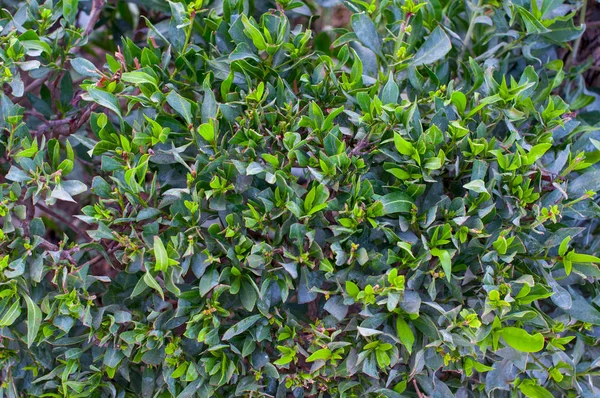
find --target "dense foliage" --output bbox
[1,0,600,396]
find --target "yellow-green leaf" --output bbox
[501,327,544,352]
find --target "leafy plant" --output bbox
[1,0,599,397]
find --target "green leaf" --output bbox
[396,317,414,354]
[526,143,552,164]
[501,327,544,352]
[468,57,484,94]
[558,236,570,257]
[241,15,267,51]
[63,0,79,25]
[306,348,332,362]
[394,133,415,156]
[569,253,600,263]
[0,300,21,326]
[104,347,125,368]
[514,5,550,34]
[463,179,487,194]
[222,314,263,340]
[131,277,149,298]
[518,379,554,398]
[240,280,258,312]
[273,355,294,366]
[57,159,74,175]
[62,180,88,196]
[51,184,75,202]
[451,91,467,114]
[410,26,452,66]
[60,73,73,109]
[23,294,42,348]
[198,123,215,143]
[493,236,508,255]
[304,184,329,215]
[542,19,585,42]
[171,363,189,379]
[166,91,193,125]
[379,192,414,214]
[563,258,572,276]
[153,236,169,272]
[20,33,52,56]
[121,71,158,88]
[345,281,360,298]
[349,48,363,86]
[87,88,122,119]
[351,13,383,58]
[199,267,219,297]
[568,169,600,196]
[164,268,181,297]
[202,78,218,122]
[71,58,100,77]
[564,287,600,325]
[5,166,31,183]
[143,270,164,300]
[430,248,452,281]
[381,73,399,104]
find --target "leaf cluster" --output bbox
[1,0,600,397]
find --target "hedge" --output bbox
[1,0,600,397]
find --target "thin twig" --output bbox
[37,239,80,265]
[31,116,77,137]
[412,379,426,398]
[78,244,119,270]
[35,117,75,131]
[20,192,35,236]
[23,79,46,96]
[83,0,105,38]
[24,109,47,120]
[569,0,588,67]
[37,237,60,252]
[74,103,98,131]
[78,254,104,269]
[460,0,485,62]
[37,203,91,242]
[348,138,370,157]
[50,71,66,103]
[31,102,98,138]
[15,0,105,104]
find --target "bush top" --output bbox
[1,0,600,397]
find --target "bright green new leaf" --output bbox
[306,348,332,362]
[501,327,545,352]
[154,236,169,272]
[346,281,360,298]
[396,317,414,354]
[241,15,267,51]
[393,133,414,156]
[121,71,158,88]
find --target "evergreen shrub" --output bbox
[1,0,600,396]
